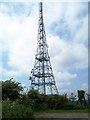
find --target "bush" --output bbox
[64,102,76,110]
[27,89,40,108]
[2,100,35,119]
[75,104,87,109]
[36,94,69,110]
[2,80,23,101]
[63,102,88,110]
[18,94,30,106]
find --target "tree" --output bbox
[77,90,86,105]
[2,79,23,101]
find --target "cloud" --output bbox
[8,16,38,72]
[3,69,21,78]
[55,71,77,81]
[73,15,88,45]
[54,71,77,91]
[47,35,88,71]
[0,11,38,73]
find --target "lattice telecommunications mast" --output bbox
[29,2,58,94]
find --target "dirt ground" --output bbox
[35,112,88,118]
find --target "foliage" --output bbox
[18,94,30,106]
[2,80,23,101]
[2,79,88,113]
[77,90,86,105]
[26,89,69,110]
[43,94,69,109]
[26,89,88,110]
[2,99,35,119]
[1,79,88,120]
[27,88,40,108]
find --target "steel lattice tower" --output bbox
[29,2,58,94]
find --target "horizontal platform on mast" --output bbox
[35,56,49,62]
[33,73,53,78]
[31,82,55,86]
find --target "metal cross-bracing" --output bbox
[29,2,58,95]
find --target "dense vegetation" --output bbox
[0,79,88,119]
[2,100,34,119]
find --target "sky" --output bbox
[0,0,89,95]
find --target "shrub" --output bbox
[64,102,76,110]
[37,94,69,110]
[27,89,40,108]
[18,94,30,106]
[75,104,87,109]
[63,102,88,110]
[2,100,35,119]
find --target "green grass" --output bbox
[34,109,88,114]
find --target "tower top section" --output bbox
[39,2,43,21]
